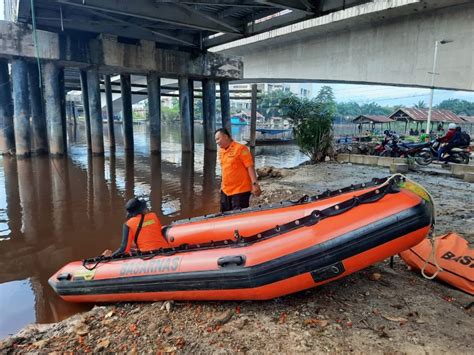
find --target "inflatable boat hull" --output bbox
[49,177,433,302]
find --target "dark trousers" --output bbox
[220,191,251,212]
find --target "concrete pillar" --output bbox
[42,62,65,156]
[79,70,92,151]
[11,59,31,158]
[121,74,134,151]
[87,68,104,155]
[188,79,195,148]
[59,69,68,152]
[0,59,15,154]
[147,73,161,154]
[104,75,115,151]
[179,76,193,152]
[27,63,48,155]
[202,79,216,151]
[250,84,258,149]
[220,80,231,133]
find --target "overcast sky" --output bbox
[0,1,4,20]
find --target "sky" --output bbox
[312,83,474,107]
[0,1,4,20]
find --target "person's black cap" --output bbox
[125,198,147,217]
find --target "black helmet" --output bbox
[125,198,147,218]
[383,130,390,135]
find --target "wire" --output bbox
[30,0,42,89]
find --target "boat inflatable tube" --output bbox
[400,232,474,295]
[49,175,434,302]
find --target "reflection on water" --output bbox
[0,122,307,338]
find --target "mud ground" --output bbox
[1,162,472,354]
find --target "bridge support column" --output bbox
[249,84,258,149]
[121,74,134,152]
[189,79,195,149]
[0,59,15,154]
[87,68,104,156]
[11,59,31,158]
[104,75,115,151]
[28,63,48,155]
[80,70,92,152]
[59,69,68,152]
[42,61,65,156]
[202,79,216,151]
[179,76,193,152]
[147,73,161,154]
[220,80,231,133]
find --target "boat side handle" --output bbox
[217,255,246,268]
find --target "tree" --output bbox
[258,89,295,119]
[436,99,474,115]
[414,100,426,109]
[281,87,335,163]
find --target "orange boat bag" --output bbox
[399,232,474,295]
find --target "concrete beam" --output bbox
[213,1,474,91]
[27,63,48,155]
[80,70,92,151]
[0,21,243,80]
[179,77,193,152]
[0,59,15,154]
[121,74,134,151]
[42,62,65,156]
[87,68,105,155]
[219,80,231,134]
[11,59,31,158]
[202,79,216,151]
[104,75,115,150]
[147,73,161,154]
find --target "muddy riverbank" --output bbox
[1,162,472,353]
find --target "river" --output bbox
[0,122,307,339]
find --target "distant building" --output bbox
[229,82,312,112]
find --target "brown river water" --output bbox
[0,123,307,338]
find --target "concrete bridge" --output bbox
[214,0,474,92]
[1,0,372,158]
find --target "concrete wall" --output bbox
[214,0,474,91]
[0,21,243,80]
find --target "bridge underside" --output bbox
[215,0,474,92]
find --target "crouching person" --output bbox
[102,198,168,257]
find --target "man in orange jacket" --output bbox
[103,198,168,256]
[215,128,262,212]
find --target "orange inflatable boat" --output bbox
[49,175,434,302]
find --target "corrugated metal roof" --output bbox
[352,115,394,123]
[390,108,464,123]
[460,116,474,123]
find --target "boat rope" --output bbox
[384,174,442,279]
[82,175,413,268]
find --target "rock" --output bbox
[104,310,115,318]
[160,301,174,312]
[303,319,328,328]
[212,309,234,327]
[75,324,90,336]
[94,338,110,352]
[232,317,249,330]
[32,339,48,349]
[369,273,382,281]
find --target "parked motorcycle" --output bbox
[379,137,433,165]
[424,140,471,165]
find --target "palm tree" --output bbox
[414,100,427,109]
